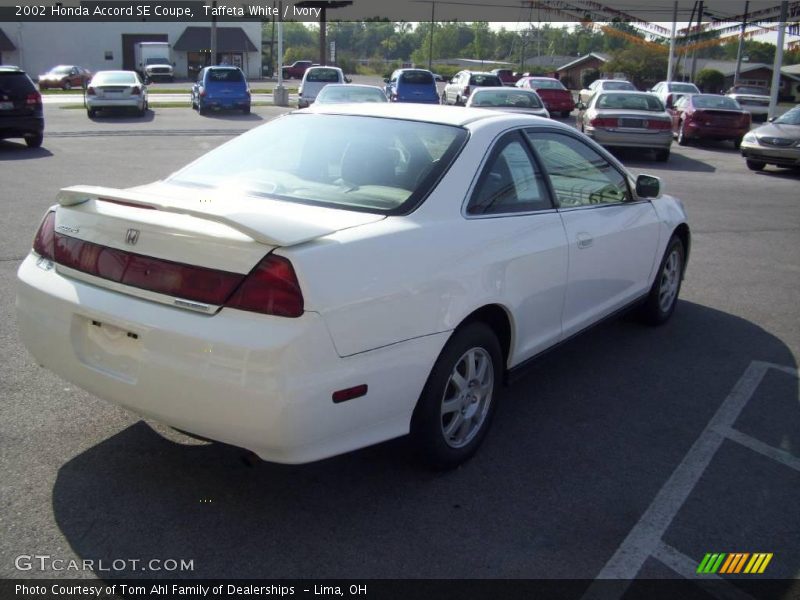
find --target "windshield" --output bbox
[92,72,137,85]
[145,58,169,65]
[597,93,664,111]
[472,90,543,109]
[773,107,800,125]
[400,71,434,85]
[306,68,341,83]
[167,114,468,215]
[316,86,387,103]
[693,95,741,109]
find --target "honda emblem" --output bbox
[125,229,140,245]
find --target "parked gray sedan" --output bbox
[740,105,800,171]
[576,91,673,161]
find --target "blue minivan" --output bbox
[384,69,439,104]
[191,65,251,115]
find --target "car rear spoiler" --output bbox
[57,185,384,247]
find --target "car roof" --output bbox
[92,70,137,76]
[0,66,25,73]
[292,103,574,131]
[595,90,657,96]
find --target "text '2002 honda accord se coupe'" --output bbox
[17,104,689,469]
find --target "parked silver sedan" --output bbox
[576,91,673,161]
[86,70,148,118]
[740,105,800,171]
[465,88,550,118]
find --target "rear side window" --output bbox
[0,72,35,95]
[467,133,552,215]
[400,71,434,85]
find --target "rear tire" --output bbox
[25,132,43,148]
[440,92,448,105]
[561,110,571,118]
[198,103,207,116]
[242,105,251,114]
[87,108,96,118]
[746,159,765,171]
[63,81,72,91]
[734,137,743,149]
[655,148,670,162]
[411,322,502,470]
[638,236,684,326]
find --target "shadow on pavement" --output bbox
[0,141,54,160]
[51,302,798,586]
[612,148,716,173]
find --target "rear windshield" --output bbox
[596,93,664,111]
[207,69,244,82]
[168,114,468,215]
[604,81,635,91]
[732,86,768,96]
[472,90,543,108]
[693,95,740,109]
[526,79,566,90]
[670,83,700,93]
[317,86,387,103]
[400,71,434,85]
[92,72,137,85]
[306,68,341,83]
[0,72,35,93]
[469,74,502,87]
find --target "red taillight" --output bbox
[590,117,618,128]
[647,119,672,130]
[130,86,141,96]
[225,254,304,318]
[32,211,55,260]
[199,87,206,97]
[53,235,243,305]
[87,86,96,96]
[26,91,42,106]
[463,85,470,96]
[245,88,251,97]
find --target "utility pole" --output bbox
[690,0,703,82]
[734,1,749,86]
[667,1,678,83]
[768,1,788,120]
[428,1,434,71]
[210,0,217,66]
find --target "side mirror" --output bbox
[636,174,661,199]
[768,116,776,122]
[345,77,352,84]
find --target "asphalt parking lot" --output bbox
[1,103,798,595]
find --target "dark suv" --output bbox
[0,66,44,148]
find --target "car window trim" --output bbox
[462,128,557,220]
[522,127,645,211]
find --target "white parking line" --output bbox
[582,361,798,598]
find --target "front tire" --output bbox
[411,322,502,469]
[561,110,571,118]
[639,236,685,325]
[655,148,670,162]
[746,159,765,171]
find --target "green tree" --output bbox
[605,44,669,88]
[695,68,725,92]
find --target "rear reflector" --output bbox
[332,384,368,404]
[33,211,56,260]
[54,234,243,305]
[225,254,304,318]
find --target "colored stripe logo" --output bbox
[697,553,773,574]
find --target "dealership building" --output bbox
[0,21,262,81]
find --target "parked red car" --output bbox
[491,68,520,86]
[281,60,314,80]
[670,94,751,148]
[37,65,92,90]
[515,77,575,117]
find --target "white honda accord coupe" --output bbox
[17,104,689,469]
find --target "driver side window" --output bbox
[526,131,631,208]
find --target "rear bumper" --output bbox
[0,115,44,137]
[200,97,250,110]
[586,128,673,149]
[17,253,445,463]
[684,123,749,140]
[86,97,145,110]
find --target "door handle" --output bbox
[576,232,593,249]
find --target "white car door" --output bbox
[525,129,661,337]
[464,131,568,364]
